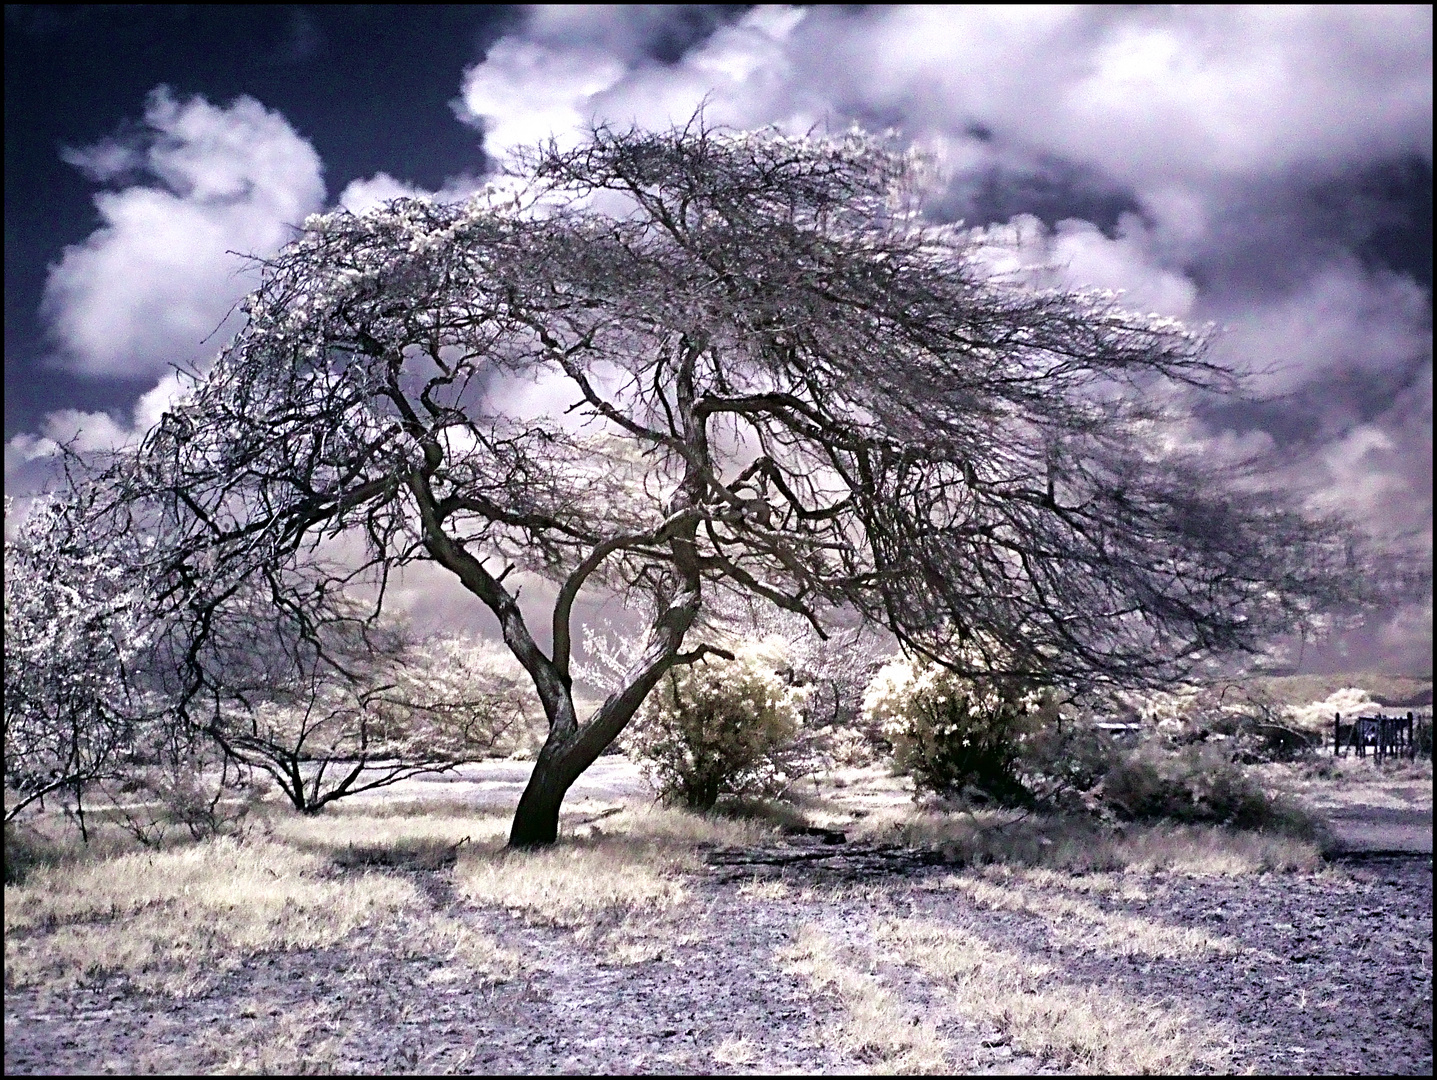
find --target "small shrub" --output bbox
[861,658,1036,803]
[625,639,813,811]
[1100,742,1317,836]
[1017,717,1121,811]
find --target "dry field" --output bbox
[4,759,1431,1075]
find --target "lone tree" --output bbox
[82,121,1366,846]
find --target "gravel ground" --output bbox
[4,834,1430,1074]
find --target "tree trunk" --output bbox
[506,585,702,847]
[507,654,680,847]
[508,738,577,847]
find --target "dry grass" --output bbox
[877,918,1232,1074]
[712,1035,760,1067]
[454,805,774,926]
[589,910,711,966]
[1250,671,1431,710]
[1107,822,1323,874]
[737,876,793,901]
[1002,866,1153,900]
[851,806,1322,875]
[1257,756,1433,815]
[187,1000,347,1075]
[940,869,1237,959]
[779,924,951,1074]
[4,836,421,995]
[268,809,510,868]
[421,915,525,981]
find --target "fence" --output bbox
[1332,711,1431,762]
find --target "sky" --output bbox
[4,4,1432,674]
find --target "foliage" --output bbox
[1128,682,1323,763]
[1099,742,1316,836]
[1283,686,1382,731]
[3,493,155,827]
[1015,714,1123,810]
[584,597,896,768]
[862,656,1039,802]
[6,486,532,824]
[625,638,812,810]
[1416,717,1433,758]
[764,620,896,767]
[858,659,1320,829]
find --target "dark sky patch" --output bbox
[636,5,751,64]
[935,156,1145,238]
[1195,355,1431,450]
[1185,157,1434,303]
[4,4,521,438]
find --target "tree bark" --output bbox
[507,596,702,847]
[508,737,575,847]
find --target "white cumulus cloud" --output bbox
[42,87,325,378]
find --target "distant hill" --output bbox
[1373,684,1433,709]
[1247,673,1433,711]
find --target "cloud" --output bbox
[17,9,1425,671]
[459,7,1430,190]
[971,213,1199,319]
[41,87,325,378]
[813,6,1431,188]
[455,6,810,162]
[4,370,196,484]
[336,171,485,216]
[445,5,1430,671]
[1210,261,1432,392]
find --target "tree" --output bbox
[4,492,150,830]
[5,489,532,826]
[80,120,1373,846]
[201,619,542,815]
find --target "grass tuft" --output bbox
[779,924,951,1074]
[941,868,1238,958]
[4,836,421,995]
[877,918,1231,1074]
[454,805,774,926]
[851,806,1322,874]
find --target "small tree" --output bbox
[162,585,539,815]
[69,118,1384,847]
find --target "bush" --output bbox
[1017,716,1121,810]
[1137,682,1324,763]
[1100,742,1316,836]
[861,659,1036,803]
[625,639,812,811]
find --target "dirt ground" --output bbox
[4,760,1432,1075]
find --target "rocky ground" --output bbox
[5,759,1432,1074]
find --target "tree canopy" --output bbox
[68,121,1369,845]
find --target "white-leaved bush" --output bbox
[624,638,813,811]
[862,655,1041,802]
